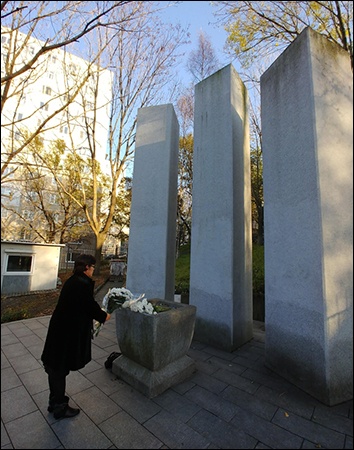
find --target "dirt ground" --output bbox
[1,266,111,323]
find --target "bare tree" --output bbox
[1,136,92,243]
[175,32,221,249]
[32,3,189,272]
[186,30,221,83]
[1,1,141,182]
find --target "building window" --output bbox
[23,210,34,220]
[42,86,52,96]
[49,193,57,204]
[1,209,9,218]
[6,255,33,272]
[40,102,49,111]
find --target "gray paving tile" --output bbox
[1,333,20,347]
[36,316,51,326]
[6,323,34,338]
[306,396,352,418]
[99,410,163,449]
[85,367,124,396]
[213,367,260,394]
[22,318,48,330]
[232,343,265,361]
[1,366,22,392]
[92,345,112,361]
[230,407,303,448]
[205,355,247,376]
[109,383,161,423]
[272,407,346,449]
[1,351,11,369]
[220,385,278,421]
[51,411,112,449]
[184,385,241,422]
[152,389,202,423]
[188,408,258,449]
[72,385,121,424]
[240,366,295,391]
[93,335,118,349]
[195,358,221,376]
[145,409,210,449]
[4,410,60,449]
[18,333,43,347]
[201,346,235,362]
[81,358,105,375]
[32,327,48,339]
[1,385,38,423]
[189,371,228,394]
[1,314,352,450]
[171,378,196,395]
[255,443,272,449]
[1,342,27,359]
[187,346,213,362]
[1,325,12,336]
[26,343,45,359]
[345,435,353,449]
[255,384,315,419]
[312,404,353,436]
[1,421,11,447]
[8,351,42,375]
[18,367,48,395]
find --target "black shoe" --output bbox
[48,395,69,412]
[53,403,80,420]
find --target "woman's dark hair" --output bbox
[73,254,96,274]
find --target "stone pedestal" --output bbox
[112,299,196,398]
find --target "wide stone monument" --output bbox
[189,64,253,352]
[261,27,353,405]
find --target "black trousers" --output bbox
[44,365,70,405]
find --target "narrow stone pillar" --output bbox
[126,104,179,301]
[190,64,253,352]
[261,27,353,405]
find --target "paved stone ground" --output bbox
[1,281,353,449]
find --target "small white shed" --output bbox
[1,241,65,295]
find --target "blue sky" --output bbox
[158,1,233,83]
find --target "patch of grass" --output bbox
[175,243,191,294]
[175,243,265,296]
[252,244,265,294]
[1,308,29,323]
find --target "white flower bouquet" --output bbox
[93,287,165,338]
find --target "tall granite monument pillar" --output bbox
[261,27,353,405]
[190,64,253,352]
[126,104,179,301]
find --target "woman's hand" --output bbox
[105,313,111,322]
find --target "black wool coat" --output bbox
[41,272,107,372]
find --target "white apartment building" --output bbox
[1,26,113,245]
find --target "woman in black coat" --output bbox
[41,254,110,419]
